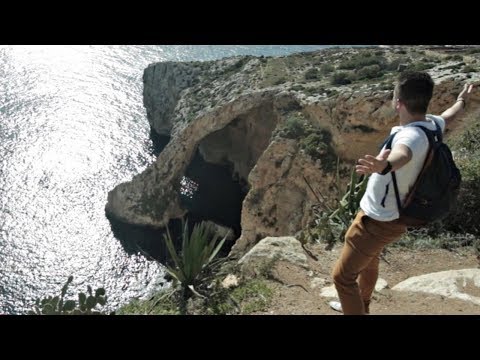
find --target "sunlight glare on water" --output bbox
[0,45,337,314]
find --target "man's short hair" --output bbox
[397,71,434,114]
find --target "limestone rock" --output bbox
[221,274,240,289]
[238,236,308,276]
[392,269,480,305]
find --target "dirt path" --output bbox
[254,243,480,315]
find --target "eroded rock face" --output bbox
[106,46,480,257]
[143,62,201,135]
[198,101,278,185]
[105,91,280,228]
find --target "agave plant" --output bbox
[305,167,369,248]
[163,220,227,301]
[329,168,369,227]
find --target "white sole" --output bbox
[328,300,343,313]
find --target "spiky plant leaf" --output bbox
[163,228,186,282]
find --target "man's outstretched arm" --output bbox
[355,144,412,175]
[441,83,475,127]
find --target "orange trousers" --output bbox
[332,210,407,315]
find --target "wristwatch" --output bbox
[379,161,392,175]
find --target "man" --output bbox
[331,71,475,315]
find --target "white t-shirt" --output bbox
[360,114,446,221]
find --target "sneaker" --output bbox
[328,300,343,313]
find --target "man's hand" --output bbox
[458,83,474,102]
[355,149,391,175]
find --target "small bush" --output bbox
[331,71,354,85]
[273,77,287,85]
[357,64,383,80]
[338,54,387,70]
[282,115,306,139]
[411,62,435,71]
[301,133,328,159]
[463,65,477,73]
[446,54,464,61]
[290,84,305,92]
[304,68,320,80]
[320,63,335,74]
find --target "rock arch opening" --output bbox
[179,103,279,238]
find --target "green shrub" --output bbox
[273,77,287,85]
[463,65,477,73]
[301,133,327,159]
[320,63,335,74]
[357,64,383,80]
[304,68,319,80]
[441,121,480,235]
[338,54,387,70]
[331,71,354,85]
[411,62,435,71]
[393,228,477,250]
[282,115,306,139]
[290,84,305,92]
[446,54,463,61]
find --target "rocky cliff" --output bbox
[105,46,480,257]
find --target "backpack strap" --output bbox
[384,119,440,216]
[384,134,403,214]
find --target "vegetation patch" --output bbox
[393,113,480,249]
[274,113,337,171]
[28,276,110,315]
[207,279,273,315]
[116,290,180,315]
[338,53,387,70]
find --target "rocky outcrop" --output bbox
[106,46,480,257]
[143,62,201,135]
[237,236,309,276]
[391,269,480,305]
